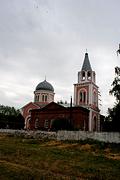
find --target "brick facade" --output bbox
[30,102,89,131]
[21,102,40,129]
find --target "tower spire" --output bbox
[81,52,92,71]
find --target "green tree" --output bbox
[51,118,72,131]
[0,105,24,129]
[106,67,120,132]
[109,67,120,102]
[0,105,20,116]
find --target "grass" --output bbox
[0,133,120,179]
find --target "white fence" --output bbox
[57,131,120,143]
[0,129,120,143]
[0,129,57,140]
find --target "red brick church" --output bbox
[21,52,101,131]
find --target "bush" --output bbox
[51,118,72,131]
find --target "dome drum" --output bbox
[34,80,54,104]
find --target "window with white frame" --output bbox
[35,95,39,102]
[42,95,44,102]
[80,91,82,102]
[35,118,39,129]
[45,95,47,102]
[82,71,85,80]
[93,91,97,106]
[79,90,87,104]
[50,119,54,129]
[87,71,91,80]
[83,91,86,103]
[35,95,37,102]
[44,119,49,128]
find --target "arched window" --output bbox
[79,89,87,104]
[25,116,31,129]
[80,92,82,102]
[83,91,86,103]
[35,95,37,102]
[45,95,47,102]
[35,118,39,129]
[37,95,39,102]
[50,119,54,129]
[87,71,91,80]
[35,95,39,102]
[42,95,44,102]
[82,71,85,80]
[44,119,49,129]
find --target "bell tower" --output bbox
[74,52,100,131]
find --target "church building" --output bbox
[21,52,100,131]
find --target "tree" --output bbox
[0,105,24,129]
[106,67,120,132]
[51,118,72,131]
[0,105,20,116]
[109,67,120,102]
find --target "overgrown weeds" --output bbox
[0,134,120,179]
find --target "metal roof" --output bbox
[35,80,54,92]
[81,53,92,71]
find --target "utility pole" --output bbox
[69,96,73,129]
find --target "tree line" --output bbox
[0,105,24,129]
[103,67,120,132]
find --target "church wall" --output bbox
[72,109,89,130]
[88,110,100,132]
[30,107,89,131]
[22,103,40,129]
[22,103,39,120]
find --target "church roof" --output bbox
[35,80,54,92]
[81,53,92,71]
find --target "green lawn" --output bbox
[0,133,120,180]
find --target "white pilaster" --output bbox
[89,109,92,131]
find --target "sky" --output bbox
[0,0,120,115]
